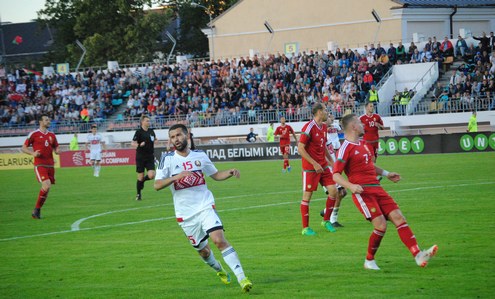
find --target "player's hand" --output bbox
[229,169,240,178]
[175,171,193,180]
[33,150,41,157]
[386,172,401,183]
[313,163,323,173]
[140,141,145,147]
[349,184,364,194]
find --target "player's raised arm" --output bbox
[210,169,240,181]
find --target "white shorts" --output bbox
[90,151,102,161]
[178,207,223,250]
[330,139,341,150]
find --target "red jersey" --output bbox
[299,120,328,170]
[333,139,379,185]
[24,129,59,166]
[359,113,383,142]
[275,125,295,146]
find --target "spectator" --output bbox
[473,32,490,53]
[455,36,468,59]
[440,37,454,57]
[246,127,258,142]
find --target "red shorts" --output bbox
[34,166,55,184]
[302,167,335,191]
[280,144,290,155]
[365,141,379,158]
[352,186,399,220]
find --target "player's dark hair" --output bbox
[39,114,50,122]
[169,123,188,135]
[312,102,325,115]
[365,101,374,107]
[341,113,357,130]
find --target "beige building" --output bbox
[204,0,495,60]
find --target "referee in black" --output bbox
[132,115,157,200]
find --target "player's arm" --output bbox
[333,173,363,194]
[375,166,400,183]
[154,171,193,191]
[21,143,39,157]
[131,131,142,148]
[376,116,385,130]
[210,169,240,181]
[291,129,298,142]
[297,141,323,173]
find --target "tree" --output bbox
[38,0,173,68]
[168,0,239,58]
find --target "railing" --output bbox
[405,62,439,116]
[388,97,493,116]
[0,105,366,137]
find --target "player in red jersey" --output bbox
[359,102,384,162]
[21,114,60,219]
[298,103,338,236]
[274,116,298,173]
[333,114,438,270]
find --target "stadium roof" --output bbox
[392,0,495,7]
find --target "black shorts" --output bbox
[136,155,156,173]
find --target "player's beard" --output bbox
[174,138,188,152]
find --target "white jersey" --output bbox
[326,121,342,149]
[156,150,218,220]
[87,133,103,152]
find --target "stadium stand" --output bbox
[1,36,493,137]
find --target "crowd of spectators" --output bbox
[1,34,494,131]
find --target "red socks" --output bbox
[36,189,49,209]
[367,228,385,260]
[323,196,335,221]
[283,159,289,170]
[396,222,420,257]
[300,200,309,228]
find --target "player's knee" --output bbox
[42,182,51,192]
[211,236,229,250]
[198,246,210,258]
[372,217,387,231]
[148,172,156,179]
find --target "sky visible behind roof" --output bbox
[0,0,46,24]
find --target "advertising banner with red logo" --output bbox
[60,149,136,167]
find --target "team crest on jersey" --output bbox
[195,160,201,167]
[307,184,312,189]
[371,207,376,213]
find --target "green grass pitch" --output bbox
[1,152,494,298]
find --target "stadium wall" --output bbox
[153,131,495,162]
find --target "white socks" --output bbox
[202,250,222,272]
[221,246,246,282]
[330,207,340,223]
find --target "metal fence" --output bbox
[0,105,366,137]
[387,97,493,116]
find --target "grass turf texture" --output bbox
[0,152,494,298]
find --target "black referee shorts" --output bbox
[136,155,156,173]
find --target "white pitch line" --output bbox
[1,181,493,242]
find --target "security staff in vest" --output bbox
[399,87,411,115]
[132,115,158,201]
[368,85,379,106]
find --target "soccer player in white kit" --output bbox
[86,124,105,177]
[154,124,253,293]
